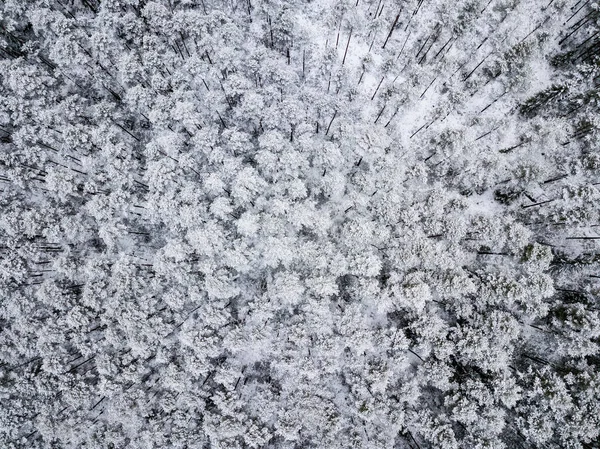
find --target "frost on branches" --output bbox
[1,0,599,448]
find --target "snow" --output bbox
[1,0,599,447]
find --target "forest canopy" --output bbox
[0,0,599,448]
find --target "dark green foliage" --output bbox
[519,84,568,118]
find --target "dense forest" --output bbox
[1,0,599,447]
